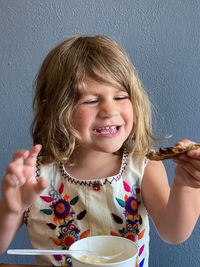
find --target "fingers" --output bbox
[3,173,24,187]
[174,152,200,170]
[23,144,42,167]
[186,149,200,159]
[173,146,200,187]
[11,145,41,166]
[175,159,200,179]
[22,145,42,179]
[175,139,195,147]
[175,163,200,188]
[12,150,29,162]
[174,139,200,163]
[176,145,200,162]
[32,177,48,195]
[5,162,26,187]
[4,145,42,188]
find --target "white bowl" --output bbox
[70,235,138,267]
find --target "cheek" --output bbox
[72,108,92,132]
[123,102,134,126]
[73,110,84,132]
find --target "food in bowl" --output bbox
[70,235,138,267]
[79,255,103,263]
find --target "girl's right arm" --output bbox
[142,140,200,244]
[0,145,48,254]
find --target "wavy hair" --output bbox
[31,35,157,164]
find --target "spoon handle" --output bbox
[7,249,86,255]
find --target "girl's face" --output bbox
[72,76,134,154]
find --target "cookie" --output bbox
[146,143,200,161]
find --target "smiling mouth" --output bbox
[93,126,121,135]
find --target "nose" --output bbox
[98,100,119,118]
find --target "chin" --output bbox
[99,144,123,154]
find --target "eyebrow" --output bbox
[79,85,127,96]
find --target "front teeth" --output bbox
[97,126,116,131]
[94,126,118,134]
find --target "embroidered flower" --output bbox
[61,231,79,249]
[123,231,136,242]
[125,196,138,215]
[51,199,70,219]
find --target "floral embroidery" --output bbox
[40,181,89,265]
[125,196,138,215]
[114,178,146,266]
[112,213,123,224]
[32,152,147,267]
[52,199,70,219]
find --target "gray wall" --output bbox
[1,0,200,266]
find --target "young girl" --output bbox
[0,35,200,267]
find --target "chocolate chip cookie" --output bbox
[146,143,200,161]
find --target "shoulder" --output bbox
[144,159,166,176]
[143,160,169,191]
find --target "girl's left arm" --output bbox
[142,139,200,244]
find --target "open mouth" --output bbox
[93,126,121,136]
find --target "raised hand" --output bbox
[1,145,48,213]
[173,139,200,188]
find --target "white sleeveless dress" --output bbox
[25,152,149,267]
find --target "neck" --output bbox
[66,149,122,180]
[75,149,116,166]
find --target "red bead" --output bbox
[92,184,100,191]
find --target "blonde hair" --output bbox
[31,35,156,164]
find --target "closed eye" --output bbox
[114,95,129,100]
[82,99,98,104]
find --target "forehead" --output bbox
[78,74,126,95]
